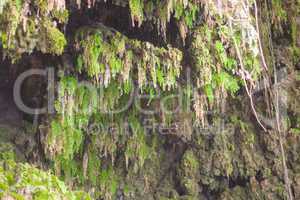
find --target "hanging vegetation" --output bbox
[0,0,68,61]
[0,0,300,200]
[75,25,183,90]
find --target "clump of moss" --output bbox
[129,0,144,26]
[271,0,288,32]
[52,9,69,24]
[181,150,199,176]
[0,142,91,200]
[0,143,15,161]
[0,0,68,60]
[0,0,22,60]
[177,150,200,197]
[39,20,67,55]
[98,168,119,200]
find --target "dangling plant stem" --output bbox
[229,20,267,132]
[264,0,293,198]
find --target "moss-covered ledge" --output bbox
[0,143,92,200]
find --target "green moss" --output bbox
[272,0,287,22]
[189,25,241,116]
[38,20,66,55]
[0,142,91,200]
[47,73,158,199]
[127,0,199,36]
[0,0,22,59]
[125,116,152,172]
[34,0,49,15]
[86,145,101,186]
[34,1,300,199]
[129,0,144,26]
[0,143,15,161]
[291,128,300,135]
[52,9,69,24]
[98,168,118,200]
[177,150,200,196]
[174,3,184,20]
[0,0,67,59]
[48,76,87,162]
[181,178,199,196]
[182,151,199,174]
[75,26,182,91]
[183,3,199,28]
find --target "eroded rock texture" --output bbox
[0,0,300,200]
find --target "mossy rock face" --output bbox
[0,0,68,61]
[0,142,91,200]
[176,150,200,196]
[38,20,67,55]
[1,0,300,200]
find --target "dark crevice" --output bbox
[228,176,250,188]
[66,1,184,49]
